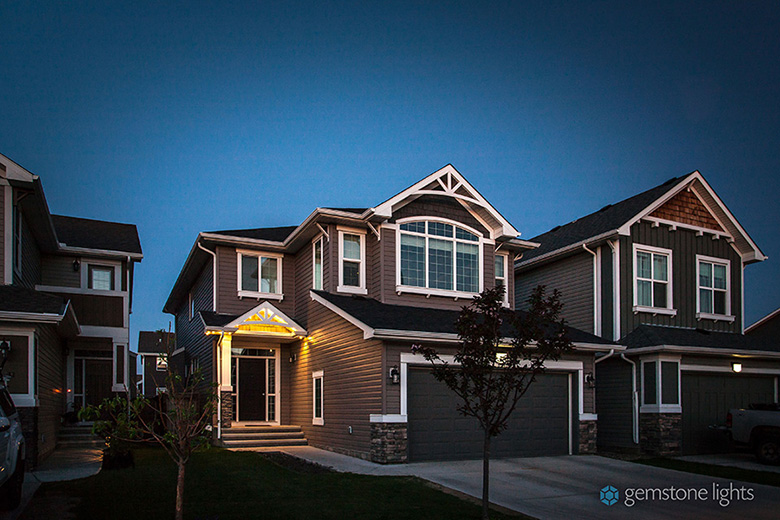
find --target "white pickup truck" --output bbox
[728,404,780,465]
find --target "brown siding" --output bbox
[620,222,742,335]
[3,335,30,394]
[516,252,595,334]
[0,186,4,279]
[40,255,81,288]
[36,324,66,462]
[143,355,167,397]
[14,210,41,289]
[367,229,381,300]
[175,260,215,385]
[215,246,295,317]
[59,293,124,327]
[293,242,314,327]
[287,299,383,458]
[650,190,723,231]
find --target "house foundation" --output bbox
[370,422,408,463]
[639,413,681,455]
[578,420,597,454]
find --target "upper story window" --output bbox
[338,229,366,295]
[156,355,168,371]
[633,244,675,316]
[188,289,195,320]
[398,219,482,296]
[494,254,509,307]
[12,204,22,276]
[88,265,115,290]
[237,250,283,299]
[697,255,732,320]
[313,237,323,290]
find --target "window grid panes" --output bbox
[699,260,727,315]
[89,266,114,291]
[636,250,669,308]
[342,234,361,287]
[399,220,482,294]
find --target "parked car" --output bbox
[727,404,780,465]
[0,384,25,510]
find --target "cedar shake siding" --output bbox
[40,255,80,288]
[516,251,594,334]
[35,324,66,462]
[288,299,383,459]
[620,221,742,335]
[176,261,214,382]
[649,190,724,231]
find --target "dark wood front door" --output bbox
[238,358,267,422]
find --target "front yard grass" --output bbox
[636,458,780,488]
[25,448,527,519]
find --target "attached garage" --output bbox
[681,372,776,455]
[407,367,574,461]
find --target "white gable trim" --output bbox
[372,164,520,239]
[221,301,307,336]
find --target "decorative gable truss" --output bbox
[372,164,521,240]
[206,301,307,339]
[619,171,766,263]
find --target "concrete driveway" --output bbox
[274,447,780,519]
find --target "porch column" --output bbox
[219,333,234,428]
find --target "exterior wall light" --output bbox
[388,365,400,384]
[731,362,742,373]
[73,259,81,272]
[585,372,596,388]
[0,340,10,373]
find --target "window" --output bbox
[313,237,323,290]
[188,290,195,320]
[642,361,657,405]
[633,245,673,313]
[697,256,731,318]
[641,357,681,413]
[12,204,22,275]
[237,251,283,298]
[398,220,482,296]
[494,254,509,307]
[312,370,323,425]
[156,355,168,371]
[338,230,366,294]
[89,265,115,290]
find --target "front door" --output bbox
[237,358,267,422]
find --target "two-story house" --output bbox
[137,330,175,397]
[164,165,614,463]
[0,153,142,466]
[515,171,778,456]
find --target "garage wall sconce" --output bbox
[731,362,742,373]
[585,372,595,388]
[72,259,81,272]
[388,365,400,384]
[289,353,297,364]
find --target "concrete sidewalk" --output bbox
[0,447,102,520]
[679,453,780,473]
[269,446,780,520]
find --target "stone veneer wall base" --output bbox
[578,420,597,454]
[640,413,682,456]
[370,423,408,464]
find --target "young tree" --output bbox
[81,330,216,520]
[413,285,572,520]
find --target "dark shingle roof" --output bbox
[322,207,369,214]
[314,291,613,345]
[0,285,67,315]
[206,226,298,242]
[52,215,142,255]
[200,311,239,327]
[137,331,176,354]
[620,325,778,352]
[521,175,689,263]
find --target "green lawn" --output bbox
[636,458,780,488]
[29,448,527,520]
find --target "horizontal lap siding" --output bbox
[515,252,594,334]
[288,300,382,458]
[60,293,124,327]
[41,255,80,287]
[294,242,313,327]
[143,357,167,397]
[15,217,41,289]
[0,186,4,278]
[176,261,214,383]
[620,223,742,335]
[36,324,65,462]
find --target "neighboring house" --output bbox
[745,307,780,346]
[515,170,777,456]
[137,331,175,397]
[0,153,142,466]
[164,164,614,463]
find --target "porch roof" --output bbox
[620,324,779,353]
[199,301,307,340]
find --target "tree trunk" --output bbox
[482,432,491,520]
[176,460,186,520]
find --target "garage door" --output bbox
[407,368,572,461]
[681,372,775,455]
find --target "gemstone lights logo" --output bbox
[600,485,619,506]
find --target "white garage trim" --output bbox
[681,364,780,375]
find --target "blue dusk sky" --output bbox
[1,1,778,350]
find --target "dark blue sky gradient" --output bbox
[1,1,778,349]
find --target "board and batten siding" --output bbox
[40,255,80,288]
[287,299,383,458]
[36,324,66,462]
[620,222,742,335]
[595,357,635,449]
[600,246,614,340]
[515,251,595,334]
[215,245,295,318]
[175,261,214,384]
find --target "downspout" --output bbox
[582,244,599,336]
[592,349,615,416]
[620,353,639,444]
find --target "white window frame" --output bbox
[80,259,122,293]
[156,355,168,371]
[395,217,485,299]
[312,370,324,425]
[640,355,682,414]
[494,253,510,307]
[1,329,37,407]
[236,249,284,300]
[188,290,195,321]
[312,236,324,291]
[632,244,676,316]
[337,228,367,295]
[696,254,734,322]
[12,204,22,277]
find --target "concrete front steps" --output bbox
[56,424,104,449]
[221,425,307,448]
